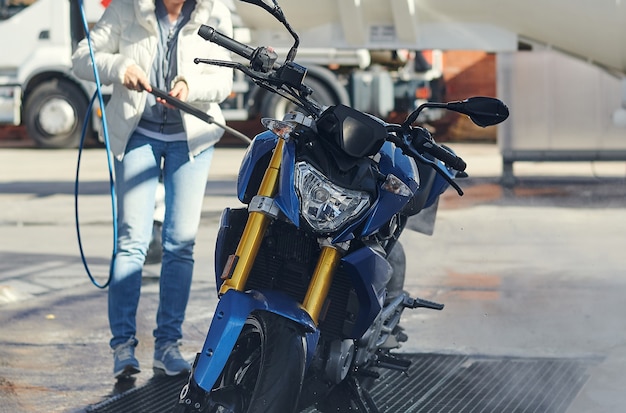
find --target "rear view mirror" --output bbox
[239,0,276,11]
[446,97,509,127]
[239,0,283,20]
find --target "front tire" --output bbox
[177,311,306,413]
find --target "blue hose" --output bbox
[74,0,117,289]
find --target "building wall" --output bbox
[498,47,626,156]
[433,51,498,142]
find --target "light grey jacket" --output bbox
[72,0,233,160]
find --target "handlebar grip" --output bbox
[422,142,467,172]
[198,25,255,60]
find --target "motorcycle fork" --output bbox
[303,245,341,324]
[218,136,341,325]
[219,138,285,294]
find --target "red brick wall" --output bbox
[442,51,497,100]
[433,51,498,142]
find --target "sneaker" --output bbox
[153,341,191,376]
[113,337,140,379]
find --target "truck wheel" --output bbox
[24,79,91,148]
[260,77,338,119]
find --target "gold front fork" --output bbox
[302,245,342,325]
[219,138,285,295]
[218,133,342,326]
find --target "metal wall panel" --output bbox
[497,47,626,183]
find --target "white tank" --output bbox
[235,0,626,74]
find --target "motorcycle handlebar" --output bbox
[422,142,467,172]
[404,127,466,172]
[198,25,256,60]
[197,24,466,173]
[198,25,279,73]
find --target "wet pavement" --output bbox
[1,142,625,412]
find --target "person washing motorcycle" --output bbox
[71,0,233,380]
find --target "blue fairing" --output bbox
[361,142,419,236]
[423,156,456,208]
[377,142,421,191]
[193,289,319,392]
[236,131,301,226]
[275,141,300,225]
[340,246,392,338]
[237,131,277,202]
[425,170,451,208]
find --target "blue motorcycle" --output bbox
[174,1,508,412]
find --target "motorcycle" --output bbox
[174,1,509,412]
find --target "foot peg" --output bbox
[375,353,412,372]
[403,296,444,310]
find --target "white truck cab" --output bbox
[0,0,105,148]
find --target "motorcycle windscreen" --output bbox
[317,104,387,158]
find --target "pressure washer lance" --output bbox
[148,86,252,144]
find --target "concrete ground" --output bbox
[0,142,625,413]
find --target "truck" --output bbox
[204,0,626,184]
[0,0,107,148]
[0,0,443,148]
[4,0,625,152]
[223,1,447,123]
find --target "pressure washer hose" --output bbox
[74,1,252,289]
[75,0,117,289]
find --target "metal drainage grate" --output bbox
[86,353,596,413]
[85,375,188,413]
[364,354,595,413]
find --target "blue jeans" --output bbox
[109,132,214,349]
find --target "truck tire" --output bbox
[260,76,338,119]
[23,79,91,149]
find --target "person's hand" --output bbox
[170,80,189,102]
[123,64,151,92]
[156,80,189,108]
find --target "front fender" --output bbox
[193,289,318,392]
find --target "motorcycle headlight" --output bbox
[295,162,371,232]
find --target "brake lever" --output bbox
[194,58,240,68]
[388,128,464,196]
[194,58,271,81]
[193,59,321,117]
[410,149,464,196]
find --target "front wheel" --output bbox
[176,311,306,413]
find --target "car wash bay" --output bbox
[1,144,625,413]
